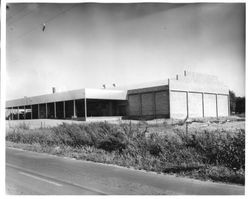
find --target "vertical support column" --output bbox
[6,108,8,120]
[73,100,76,118]
[186,91,189,118]
[11,107,13,120]
[31,105,33,119]
[38,104,40,119]
[84,98,87,120]
[17,107,20,120]
[228,94,230,116]
[54,102,57,119]
[45,103,48,119]
[24,106,26,120]
[63,101,66,119]
[216,94,218,118]
[202,92,204,117]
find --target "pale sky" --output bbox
[6,3,245,100]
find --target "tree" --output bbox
[235,97,245,114]
[229,90,236,114]
[229,90,245,114]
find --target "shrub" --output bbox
[175,128,245,170]
[219,129,245,170]
[97,130,128,152]
[6,121,245,184]
[6,128,52,145]
[52,123,93,147]
[146,133,163,156]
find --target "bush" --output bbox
[6,121,245,185]
[52,123,93,147]
[219,129,245,170]
[6,128,52,145]
[146,133,163,156]
[97,130,128,152]
[175,128,245,170]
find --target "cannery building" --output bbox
[6,71,230,120]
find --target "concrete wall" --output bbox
[204,94,217,117]
[169,71,229,119]
[218,94,229,116]
[188,92,203,118]
[169,91,187,119]
[170,71,229,94]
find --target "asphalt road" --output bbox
[6,147,244,195]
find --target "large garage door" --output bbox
[218,95,228,116]
[155,91,169,115]
[170,91,187,119]
[128,94,140,116]
[188,92,203,118]
[141,93,154,116]
[204,94,216,117]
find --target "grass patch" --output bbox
[6,121,245,185]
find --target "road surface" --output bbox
[6,147,244,195]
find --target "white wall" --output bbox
[169,71,229,119]
[204,94,217,117]
[170,91,187,119]
[188,92,203,118]
[218,95,229,116]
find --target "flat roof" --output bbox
[6,88,127,108]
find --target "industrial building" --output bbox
[6,71,230,120]
[127,71,229,119]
